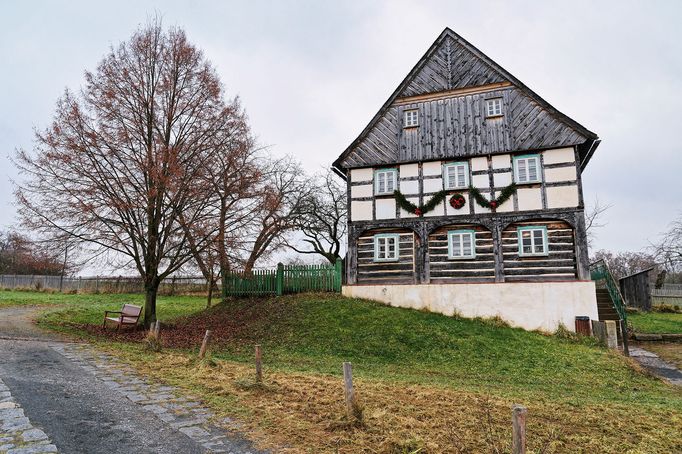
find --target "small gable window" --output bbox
[443,162,470,189]
[518,226,548,257]
[374,169,397,195]
[485,98,503,117]
[513,155,541,184]
[374,234,400,262]
[448,230,476,259]
[404,109,419,127]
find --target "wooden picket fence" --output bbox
[223,259,343,297]
[222,269,278,296]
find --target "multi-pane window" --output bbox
[448,230,476,259]
[513,155,541,184]
[443,162,470,189]
[374,169,397,195]
[374,234,400,262]
[518,226,548,256]
[404,109,419,127]
[485,98,503,117]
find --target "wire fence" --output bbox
[0,274,209,295]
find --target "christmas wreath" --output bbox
[468,183,517,210]
[449,193,466,210]
[394,189,448,216]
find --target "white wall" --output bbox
[342,281,598,332]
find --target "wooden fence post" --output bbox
[334,258,343,292]
[620,319,629,356]
[255,344,263,383]
[512,404,527,454]
[343,362,355,418]
[276,263,284,296]
[154,320,160,338]
[199,330,211,359]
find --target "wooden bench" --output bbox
[102,304,143,331]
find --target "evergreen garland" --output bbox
[393,189,448,216]
[468,183,517,210]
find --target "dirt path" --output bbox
[0,307,261,453]
[629,346,682,386]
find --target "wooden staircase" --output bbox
[596,288,620,321]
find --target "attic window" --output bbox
[404,109,419,128]
[485,98,503,117]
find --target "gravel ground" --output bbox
[0,306,261,454]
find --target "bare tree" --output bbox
[286,169,347,264]
[652,214,682,273]
[14,20,236,326]
[181,105,261,306]
[0,230,78,275]
[241,157,312,273]
[584,197,612,249]
[591,250,659,280]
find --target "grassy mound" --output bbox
[2,290,681,452]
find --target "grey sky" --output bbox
[1,0,681,256]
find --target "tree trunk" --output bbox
[206,271,214,308]
[144,282,159,328]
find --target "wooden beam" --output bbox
[394,81,513,106]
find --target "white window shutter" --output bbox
[517,159,527,183]
[528,158,538,182]
[456,165,466,187]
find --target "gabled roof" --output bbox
[332,28,599,175]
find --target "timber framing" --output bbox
[332,28,600,174]
[335,27,600,295]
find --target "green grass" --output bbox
[3,289,678,410]
[3,289,680,452]
[0,289,207,330]
[628,311,682,334]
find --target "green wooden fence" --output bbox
[223,259,342,297]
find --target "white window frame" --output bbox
[404,109,419,128]
[513,155,542,184]
[374,234,400,262]
[448,230,476,259]
[485,98,503,117]
[517,226,548,257]
[443,162,470,189]
[374,168,397,195]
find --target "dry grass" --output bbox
[106,345,682,454]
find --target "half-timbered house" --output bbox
[332,28,601,331]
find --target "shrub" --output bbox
[652,303,682,314]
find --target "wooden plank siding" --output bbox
[356,229,415,284]
[502,220,577,282]
[342,86,586,169]
[428,224,496,283]
[333,29,598,173]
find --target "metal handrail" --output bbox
[589,259,627,322]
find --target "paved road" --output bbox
[0,307,257,453]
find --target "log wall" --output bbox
[501,220,577,281]
[356,228,415,284]
[428,224,495,283]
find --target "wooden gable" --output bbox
[333,28,599,173]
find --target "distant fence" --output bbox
[0,274,209,295]
[651,284,682,297]
[0,259,343,297]
[223,260,343,297]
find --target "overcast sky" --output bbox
[1,0,681,260]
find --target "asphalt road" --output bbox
[0,307,207,453]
